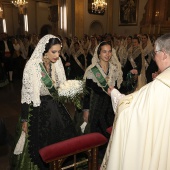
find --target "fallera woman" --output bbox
[11,34,78,170]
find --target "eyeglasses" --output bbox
[153,50,162,57]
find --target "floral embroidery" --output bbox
[41,72,45,78]
[96,72,101,78]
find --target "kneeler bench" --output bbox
[106,126,112,135]
[39,132,107,170]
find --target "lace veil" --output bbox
[84,42,123,89]
[140,34,153,57]
[21,34,66,107]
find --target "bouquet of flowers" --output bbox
[54,80,86,109]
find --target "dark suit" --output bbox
[0,39,14,71]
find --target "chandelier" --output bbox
[11,0,28,14]
[92,0,107,14]
[11,0,28,8]
[0,5,3,18]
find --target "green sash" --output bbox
[39,63,56,94]
[91,66,109,92]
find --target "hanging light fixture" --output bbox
[0,5,3,18]
[92,0,107,14]
[0,7,3,12]
[11,0,28,14]
[11,0,28,8]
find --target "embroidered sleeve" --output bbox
[111,88,125,113]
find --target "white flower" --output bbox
[58,80,83,98]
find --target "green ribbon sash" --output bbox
[91,66,109,92]
[39,63,56,94]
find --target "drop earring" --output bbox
[43,54,49,64]
[44,54,48,59]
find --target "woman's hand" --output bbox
[22,122,28,134]
[65,62,71,67]
[130,69,138,75]
[83,110,89,123]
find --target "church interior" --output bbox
[0,0,170,38]
[0,0,170,169]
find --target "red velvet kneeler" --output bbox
[39,132,107,170]
[106,126,112,134]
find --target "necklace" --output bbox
[98,63,110,82]
[43,62,52,77]
[98,62,109,75]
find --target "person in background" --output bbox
[0,33,9,87]
[115,37,127,67]
[0,33,14,82]
[86,35,98,67]
[69,42,86,79]
[12,37,23,80]
[27,34,39,59]
[80,34,90,56]
[60,37,71,79]
[125,35,133,58]
[140,34,158,83]
[11,34,78,170]
[120,36,142,94]
[101,33,170,170]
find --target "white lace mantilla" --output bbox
[85,62,122,91]
[84,44,123,90]
[21,34,66,107]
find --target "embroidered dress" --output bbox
[83,63,118,137]
[81,43,123,138]
[74,42,123,163]
[11,35,78,170]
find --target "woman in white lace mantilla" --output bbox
[140,34,158,83]
[11,34,78,170]
[78,41,123,162]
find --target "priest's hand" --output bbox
[107,86,114,96]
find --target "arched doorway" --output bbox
[89,21,104,35]
[39,24,52,38]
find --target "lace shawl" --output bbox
[140,35,153,57]
[21,34,66,107]
[84,45,123,89]
[140,40,154,70]
[115,45,127,67]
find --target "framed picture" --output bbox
[119,0,138,26]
